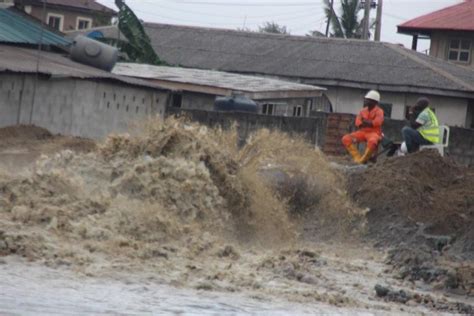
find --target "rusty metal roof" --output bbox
[0,44,168,90]
[113,63,325,100]
[398,0,474,34]
[0,8,71,46]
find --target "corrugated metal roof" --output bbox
[0,44,167,90]
[0,8,71,46]
[398,0,474,33]
[113,63,325,100]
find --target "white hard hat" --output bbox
[365,90,380,102]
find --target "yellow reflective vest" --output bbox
[418,108,440,143]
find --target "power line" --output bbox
[383,12,407,21]
[100,0,322,18]
[134,0,324,7]
[131,7,319,26]
[136,3,318,20]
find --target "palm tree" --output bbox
[324,0,373,39]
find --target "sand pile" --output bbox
[0,118,355,268]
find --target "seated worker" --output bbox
[401,97,440,153]
[342,90,384,164]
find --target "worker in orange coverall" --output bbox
[341,90,384,164]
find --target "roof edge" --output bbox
[224,70,474,98]
[144,22,392,46]
[383,43,474,92]
[301,78,474,99]
[0,68,168,91]
[397,1,471,29]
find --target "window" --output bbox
[47,13,63,31]
[448,39,471,63]
[172,93,182,108]
[312,94,333,113]
[77,17,92,30]
[292,105,303,117]
[379,102,392,118]
[262,103,275,115]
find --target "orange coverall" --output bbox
[342,106,384,151]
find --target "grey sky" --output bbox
[97,0,461,52]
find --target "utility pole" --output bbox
[325,0,334,37]
[374,0,383,41]
[362,0,371,40]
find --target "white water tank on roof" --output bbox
[70,35,118,72]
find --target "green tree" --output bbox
[99,0,165,65]
[306,30,325,37]
[258,21,289,34]
[324,0,374,39]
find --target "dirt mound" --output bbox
[350,151,467,222]
[348,150,474,294]
[349,151,473,250]
[0,125,53,141]
[0,125,96,171]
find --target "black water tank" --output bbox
[214,95,258,113]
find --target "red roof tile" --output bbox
[398,0,474,33]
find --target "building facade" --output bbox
[428,32,474,68]
[112,63,325,118]
[0,73,166,139]
[138,23,474,128]
[14,0,116,32]
[0,44,169,139]
[321,86,473,128]
[398,0,474,69]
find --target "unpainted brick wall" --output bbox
[322,113,354,156]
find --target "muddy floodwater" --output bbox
[0,123,472,315]
[1,258,390,316]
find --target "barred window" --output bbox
[448,39,471,63]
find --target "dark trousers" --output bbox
[402,126,432,153]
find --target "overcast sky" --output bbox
[97,0,461,52]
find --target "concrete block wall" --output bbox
[448,127,474,166]
[0,74,28,126]
[166,108,474,167]
[166,108,327,148]
[0,74,168,139]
